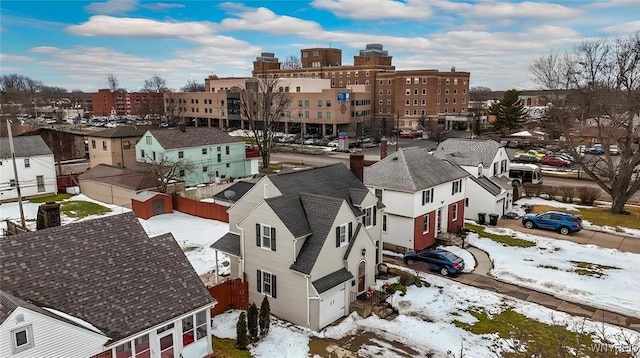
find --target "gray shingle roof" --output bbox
[88,126,151,138]
[265,195,312,238]
[471,176,502,196]
[211,232,241,258]
[0,135,52,158]
[348,188,369,207]
[148,127,242,150]
[312,268,354,294]
[432,138,502,168]
[489,175,514,191]
[0,212,214,343]
[364,147,469,192]
[289,193,344,275]
[212,181,256,203]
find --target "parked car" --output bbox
[609,144,620,155]
[521,211,583,235]
[403,248,465,276]
[540,156,570,167]
[327,139,340,147]
[399,131,415,139]
[524,149,546,159]
[588,144,604,155]
[512,153,540,164]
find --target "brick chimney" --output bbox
[380,137,388,159]
[350,150,364,182]
[37,202,61,229]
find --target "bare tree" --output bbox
[530,32,640,214]
[107,74,119,92]
[181,79,205,92]
[142,75,168,93]
[282,55,302,70]
[146,155,194,193]
[239,76,292,170]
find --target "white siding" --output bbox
[0,154,57,201]
[0,307,108,358]
[464,178,509,221]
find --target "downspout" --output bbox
[306,275,320,325]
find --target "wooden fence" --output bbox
[209,278,249,316]
[172,196,229,222]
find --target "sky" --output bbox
[1,1,639,94]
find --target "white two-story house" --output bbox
[212,164,382,331]
[433,138,514,220]
[0,136,57,202]
[364,147,469,252]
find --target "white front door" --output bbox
[319,285,346,329]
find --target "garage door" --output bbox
[319,286,345,329]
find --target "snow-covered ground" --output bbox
[212,273,640,358]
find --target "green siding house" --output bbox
[135,126,254,187]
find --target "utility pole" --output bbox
[6,120,27,229]
[395,111,399,152]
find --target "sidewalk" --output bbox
[384,252,640,332]
[495,218,640,254]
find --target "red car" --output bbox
[399,131,415,139]
[541,156,570,167]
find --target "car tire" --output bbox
[524,220,534,229]
[439,267,449,276]
[559,227,570,235]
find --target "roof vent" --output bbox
[451,66,456,72]
[392,157,399,161]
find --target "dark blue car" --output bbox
[404,248,465,276]
[522,211,582,235]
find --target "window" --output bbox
[422,214,429,233]
[421,99,426,106]
[37,175,45,192]
[140,149,145,159]
[123,140,131,150]
[217,153,222,162]
[91,139,96,149]
[452,203,458,221]
[326,100,332,107]
[326,112,331,119]
[257,270,277,297]
[115,342,132,358]
[226,146,230,155]
[414,89,419,95]
[134,334,150,358]
[11,325,33,353]
[202,148,207,155]
[256,224,275,251]
[24,158,30,168]
[179,169,185,177]
[387,89,392,95]
[382,214,388,233]
[364,206,376,227]
[298,100,303,107]
[422,188,434,205]
[317,100,323,107]
[203,166,208,173]
[406,89,411,95]
[493,162,499,176]
[318,111,322,118]
[145,136,152,145]
[305,100,310,107]
[178,151,184,159]
[454,78,458,85]
[422,88,427,95]
[500,159,507,173]
[405,99,410,106]
[182,309,207,347]
[452,179,462,194]
[406,78,411,84]
[102,141,107,150]
[375,188,383,201]
[336,223,350,247]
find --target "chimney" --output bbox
[380,137,388,159]
[350,150,364,182]
[37,202,61,230]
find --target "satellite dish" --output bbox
[223,190,236,201]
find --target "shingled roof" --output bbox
[364,147,468,192]
[0,135,52,158]
[88,126,151,138]
[432,138,502,168]
[148,127,241,149]
[78,164,159,191]
[0,212,214,343]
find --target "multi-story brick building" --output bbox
[91,89,163,118]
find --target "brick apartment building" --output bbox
[92,89,163,118]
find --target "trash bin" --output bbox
[489,214,499,226]
[523,204,533,214]
[478,212,486,225]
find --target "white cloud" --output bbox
[583,0,640,10]
[472,1,583,19]
[311,0,434,20]
[141,2,186,11]
[84,0,139,15]
[219,7,322,34]
[0,53,34,62]
[66,15,216,38]
[602,20,640,34]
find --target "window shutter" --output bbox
[256,224,261,247]
[272,275,277,298]
[348,222,353,241]
[452,183,455,195]
[373,207,377,226]
[270,227,276,251]
[256,270,262,293]
[422,191,426,205]
[336,227,341,247]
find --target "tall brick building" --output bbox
[91,89,163,118]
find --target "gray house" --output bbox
[212,163,382,331]
[0,212,215,358]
